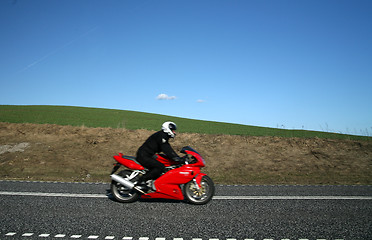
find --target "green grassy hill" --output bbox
[0,105,370,141]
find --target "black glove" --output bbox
[173,155,187,164]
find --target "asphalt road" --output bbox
[0,180,371,240]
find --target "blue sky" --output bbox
[1,0,371,136]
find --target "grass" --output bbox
[0,105,371,141]
[1,112,371,185]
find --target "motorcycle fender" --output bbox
[111,163,121,174]
[194,173,207,188]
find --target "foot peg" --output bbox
[133,186,146,194]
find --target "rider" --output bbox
[135,121,182,189]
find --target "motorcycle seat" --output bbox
[122,155,143,165]
[122,155,136,161]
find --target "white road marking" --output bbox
[213,195,372,200]
[39,234,50,237]
[0,191,371,200]
[0,191,106,198]
[88,236,99,239]
[54,234,66,238]
[0,232,347,240]
[22,233,34,237]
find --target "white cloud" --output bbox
[156,93,176,100]
[197,99,205,103]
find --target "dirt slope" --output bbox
[0,122,371,184]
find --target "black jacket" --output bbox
[137,131,179,161]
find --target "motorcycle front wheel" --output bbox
[110,170,140,203]
[184,175,215,205]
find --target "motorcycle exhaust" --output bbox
[110,174,145,194]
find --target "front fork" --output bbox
[193,173,207,189]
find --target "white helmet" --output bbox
[162,121,177,138]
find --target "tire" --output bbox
[184,175,215,205]
[110,170,140,203]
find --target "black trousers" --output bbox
[136,151,165,182]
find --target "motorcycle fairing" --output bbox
[141,165,201,200]
[182,148,205,167]
[154,154,178,167]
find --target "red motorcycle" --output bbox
[110,146,214,204]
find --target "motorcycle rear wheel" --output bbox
[184,175,214,205]
[110,170,140,203]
